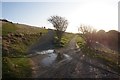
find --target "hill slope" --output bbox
[1,20,48,78]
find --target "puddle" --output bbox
[41,53,57,66]
[36,50,54,54]
[63,54,72,61]
[36,49,72,67]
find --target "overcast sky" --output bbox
[1,0,120,33]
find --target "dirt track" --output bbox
[29,31,120,78]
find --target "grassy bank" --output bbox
[76,35,86,48]
[2,21,48,78]
[54,32,74,48]
[3,57,32,78]
[76,35,120,74]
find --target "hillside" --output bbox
[2,19,74,78]
[1,19,48,78]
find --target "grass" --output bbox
[2,21,48,78]
[15,23,48,34]
[2,22,18,36]
[76,35,120,74]
[61,33,75,47]
[2,57,32,78]
[54,32,74,48]
[2,21,48,57]
[2,21,48,36]
[2,32,45,57]
[76,35,85,48]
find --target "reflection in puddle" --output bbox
[63,54,72,61]
[36,50,54,54]
[36,49,72,67]
[41,53,57,66]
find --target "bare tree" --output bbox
[78,24,96,47]
[48,16,68,44]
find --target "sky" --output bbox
[1,0,120,33]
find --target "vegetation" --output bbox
[2,33,43,57]
[77,24,120,73]
[76,35,120,74]
[1,18,120,78]
[2,21,48,57]
[78,24,119,52]
[78,24,97,48]
[54,32,74,48]
[2,20,48,78]
[2,57,32,78]
[76,35,86,48]
[2,22,18,36]
[48,16,68,45]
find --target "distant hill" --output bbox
[0,19,12,23]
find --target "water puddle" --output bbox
[63,54,72,61]
[41,53,57,66]
[36,49,72,67]
[36,50,54,54]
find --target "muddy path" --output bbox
[29,34,120,78]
